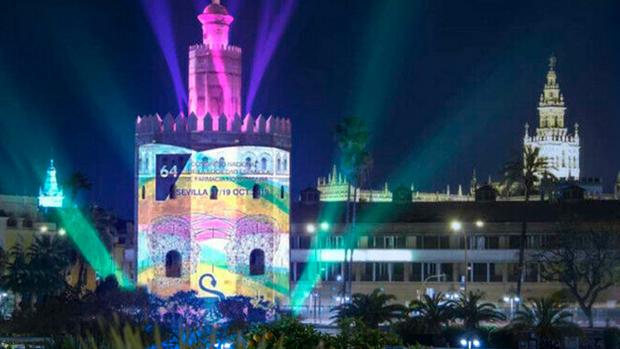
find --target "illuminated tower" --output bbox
[136,0,291,303]
[39,159,64,208]
[524,55,580,179]
[188,0,242,125]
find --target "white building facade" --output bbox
[524,56,580,180]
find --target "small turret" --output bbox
[198,0,234,47]
[38,159,65,208]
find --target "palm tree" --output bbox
[0,246,6,274]
[65,171,92,205]
[2,243,37,311]
[502,146,553,301]
[334,116,372,298]
[407,292,454,334]
[453,291,506,330]
[511,297,579,348]
[27,235,73,304]
[331,289,405,328]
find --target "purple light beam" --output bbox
[141,0,188,112]
[245,0,297,113]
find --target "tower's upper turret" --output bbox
[537,55,566,128]
[188,0,242,126]
[198,0,234,47]
[39,159,64,208]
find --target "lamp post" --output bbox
[460,337,481,349]
[450,220,484,294]
[503,294,520,319]
[422,273,446,299]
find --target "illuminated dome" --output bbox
[203,0,229,16]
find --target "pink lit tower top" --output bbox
[188,0,241,129]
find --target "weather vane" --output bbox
[549,54,557,70]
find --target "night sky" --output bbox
[1,0,619,218]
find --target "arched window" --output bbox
[210,186,218,200]
[249,249,265,276]
[165,250,182,278]
[280,185,285,199]
[169,185,176,199]
[283,158,288,171]
[252,184,261,199]
[276,158,281,172]
[218,157,226,171]
[245,157,252,171]
[261,158,268,172]
[141,186,145,200]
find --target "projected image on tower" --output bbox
[137,144,290,300]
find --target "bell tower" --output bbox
[524,55,580,179]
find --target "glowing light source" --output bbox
[320,222,330,231]
[306,223,316,234]
[475,220,484,228]
[450,220,462,232]
[38,159,64,208]
[39,225,48,233]
[58,228,66,236]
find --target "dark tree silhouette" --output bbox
[502,146,553,301]
[334,116,372,298]
[535,227,620,327]
[331,289,405,328]
[511,297,579,348]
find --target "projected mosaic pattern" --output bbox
[137,144,290,302]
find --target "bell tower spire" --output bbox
[524,55,580,180]
[538,54,566,128]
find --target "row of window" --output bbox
[292,234,553,250]
[140,156,289,174]
[290,262,542,283]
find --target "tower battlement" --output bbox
[189,43,242,53]
[136,112,291,150]
[524,129,579,144]
[136,112,291,136]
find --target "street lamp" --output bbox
[460,338,481,348]
[450,220,485,293]
[58,228,66,236]
[320,222,330,231]
[306,223,316,233]
[503,294,520,319]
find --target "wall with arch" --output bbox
[136,143,290,301]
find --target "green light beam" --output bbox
[57,207,133,289]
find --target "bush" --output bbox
[604,327,620,349]
[327,317,399,349]
[488,326,517,349]
[246,316,327,349]
[393,318,439,346]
